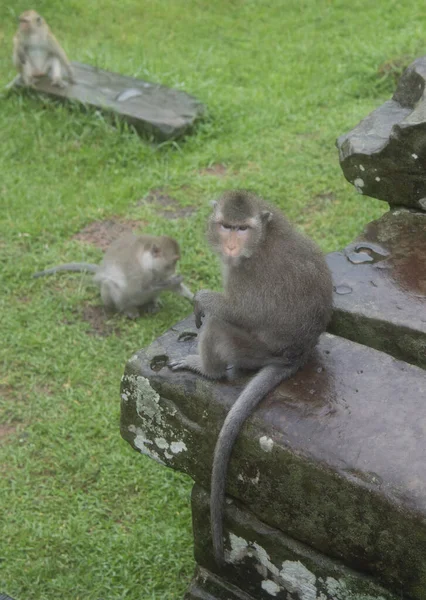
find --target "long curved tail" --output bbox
[210,363,299,565]
[33,263,98,278]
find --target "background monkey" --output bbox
[170,190,333,565]
[34,233,193,318]
[7,10,75,89]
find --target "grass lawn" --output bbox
[0,0,423,598]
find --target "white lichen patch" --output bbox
[354,178,364,193]
[261,579,281,596]
[228,533,250,563]
[170,441,187,454]
[128,425,165,465]
[412,153,418,159]
[121,390,130,403]
[253,542,279,576]
[279,561,317,600]
[259,436,274,452]
[359,164,365,171]
[154,437,169,449]
[375,176,381,182]
[251,469,260,484]
[419,198,426,210]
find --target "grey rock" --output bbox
[337,55,426,209]
[185,566,255,600]
[11,62,205,141]
[191,485,399,600]
[327,209,426,368]
[120,318,426,598]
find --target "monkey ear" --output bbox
[151,244,161,257]
[261,211,273,223]
[36,16,43,25]
[210,200,217,208]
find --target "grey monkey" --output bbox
[7,10,75,89]
[170,190,333,564]
[33,233,194,318]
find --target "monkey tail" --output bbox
[33,263,98,278]
[210,363,299,566]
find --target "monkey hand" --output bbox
[167,274,184,288]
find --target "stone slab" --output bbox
[327,209,426,368]
[120,318,426,597]
[190,485,398,600]
[185,566,255,600]
[12,62,205,141]
[336,55,426,210]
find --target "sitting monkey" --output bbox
[170,190,333,564]
[7,10,75,89]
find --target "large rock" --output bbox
[120,318,426,598]
[189,485,398,600]
[327,209,426,368]
[11,62,205,141]
[337,56,426,210]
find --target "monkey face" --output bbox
[18,10,42,33]
[218,224,250,259]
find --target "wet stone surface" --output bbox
[12,62,205,141]
[337,55,426,209]
[190,485,398,600]
[327,209,426,368]
[121,316,426,598]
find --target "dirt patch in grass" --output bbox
[81,305,122,337]
[0,424,17,442]
[199,164,228,177]
[73,218,146,250]
[140,187,196,219]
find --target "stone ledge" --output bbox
[11,62,205,141]
[185,566,255,600]
[191,485,398,600]
[327,209,426,369]
[120,317,426,597]
[336,55,426,209]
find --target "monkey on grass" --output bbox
[6,10,75,90]
[170,190,333,565]
[33,233,194,319]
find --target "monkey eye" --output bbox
[220,224,232,231]
[238,225,248,231]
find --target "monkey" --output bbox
[6,10,75,90]
[169,190,333,565]
[33,233,194,318]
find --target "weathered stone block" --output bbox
[12,62,205,141]
[120,318,426,598]
[327,209,426,368]
[185,566,255,600]
[337,56,426,209]
[190,485,398,600]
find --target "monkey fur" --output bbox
[170,190,333,564]
[7,10,75,89]
[33,233,194,318]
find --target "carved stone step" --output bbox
[189,485,398,600]
[337,55,426,210]
[327,209,426,369]
[11,62,205,141]
[120,318,426,598]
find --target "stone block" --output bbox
[327,209,426,368]
[12,62,205,141]
[190,485,398,600]
[120,317,426,598]
[337,55,426,210]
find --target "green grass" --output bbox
[0,0,423,598]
